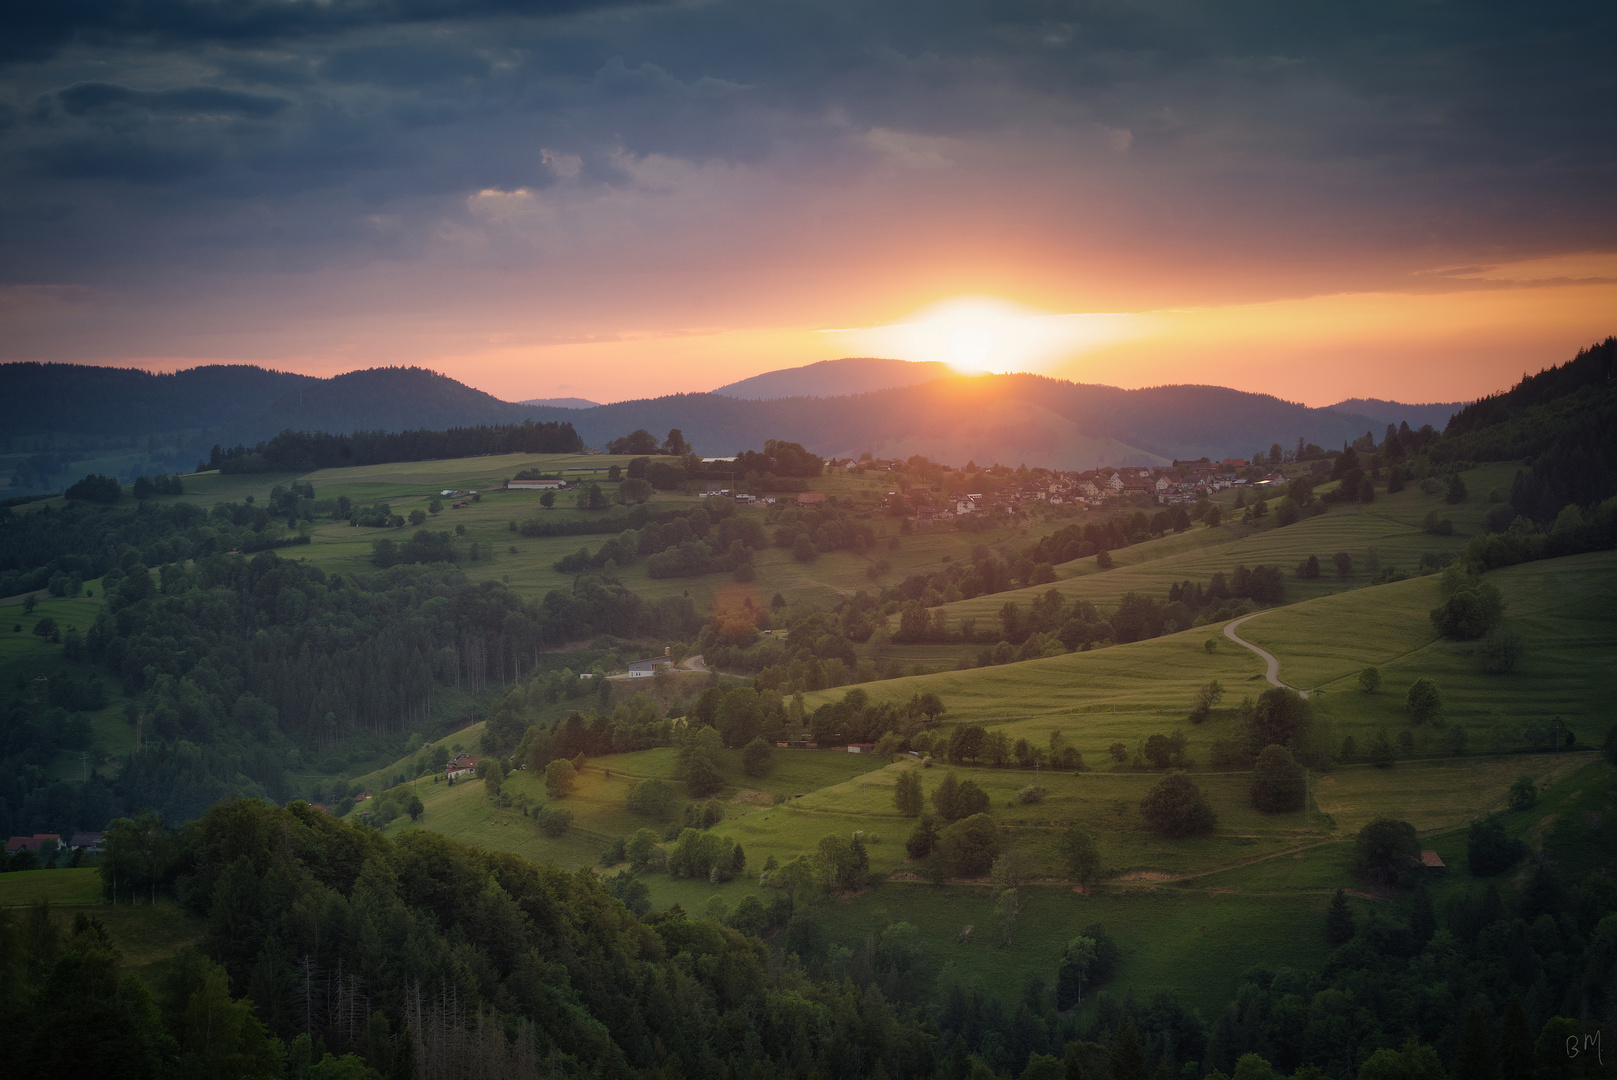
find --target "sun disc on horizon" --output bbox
[821,295,1155,376]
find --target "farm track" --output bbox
[1223,612,1309,697]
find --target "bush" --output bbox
[1139,773,1217,837]
[937,813,1000,876]
[1507,775,1538,811]
[1358,666,1381,694]
[1018,785,1045,804]
[1250,744,1306,813]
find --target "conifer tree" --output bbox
[1325,889,1356,946]
[1452,1006,1497,1080]
[1498,997,1534,1080]
[1111,1014,1147,1080]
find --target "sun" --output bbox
[822,295,1152,376]
[908,296,1045,375]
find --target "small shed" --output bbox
[846,742,876,754]
[1420,850,1446,870]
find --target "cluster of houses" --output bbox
[6,830,105,855]
[880,457,1286,522]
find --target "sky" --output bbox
[2,0,1615,406]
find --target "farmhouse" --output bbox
[445,754,479,780]
[628,654,675,677]
[507,479,566,491]
[5,833,61,853]
[68,831,106,851]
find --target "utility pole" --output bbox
[81,750,88,782]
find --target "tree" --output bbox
[1246,687,1311,756]
[1507,775,1538,811]
[1139,773,1217,837]
[931,771,959,821]
[662,429,691,455]
[408,509,427,526]
[1353,816,1419,886]
[1467,815,1526,876]
[1096,549,1114,570]
[1452,1006,1497,1080]
[428,498,442,515]
[1250,744,1306,813]
[484,758,505,797]
[905,813,940,859]
[539,491,556,508]
[1296,553,1320,579]
[1110,1014,1146,1080]
[1058,825,1100,885]
[792,534,817,563]
[577,483,608,511]
[1369,727,1395,768]
[626,778,678,818]
[618,477,653,505]
[1189,680,1224,723]
[1206,505,1222,527]
[893,769,923,816]
[1406,678,1444,725]
[1055,936,1097,1009]
[1332,552,1353,578]
[741,737,774,777]
[1445,474,1468,503]
[1431,582,1504,640]
[626,828,661,872]
[1476,627,1524,673]
[1358,666,1381,694]
[1498,997,1534,1080]
[406,795,424,821]
[677,725,724,798]
[544,758,577,798]
[952,779,990,819]
[937,813,1000,876]
[1325,888,1355,945]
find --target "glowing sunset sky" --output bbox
[2,1,1614,405]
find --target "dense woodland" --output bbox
[207,420,583,474]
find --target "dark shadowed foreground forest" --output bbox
[5,770,1615,1080]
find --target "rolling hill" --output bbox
[710,356,953,399]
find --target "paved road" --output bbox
[1223,613,1310,698]
[681,655,708,672]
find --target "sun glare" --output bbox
[823,295,1154,376]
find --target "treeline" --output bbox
[204,418,582,473]
[1436,337,1616,524]
[553,504,768,580]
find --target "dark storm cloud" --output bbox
[59,81,290,117]
[1,0,1614,290]
[0,0,658,62]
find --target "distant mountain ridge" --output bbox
[1327,397,1467,433]
[711,357,953,399]
[2,358,1469,475]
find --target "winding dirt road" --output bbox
[1223,613,1310,698]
